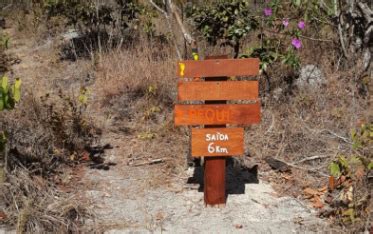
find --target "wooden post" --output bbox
[204,55,228,206]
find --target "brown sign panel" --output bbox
[174,103,261,126]
[191,128,244,157]
[177,58,260,78]
[178,81,258,101]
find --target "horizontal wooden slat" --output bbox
[191,128,244,157]
[177,58,260,78]
[178,81,258,101]
[174,103,261,126]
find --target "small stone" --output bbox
[234,224,243,229]
[272,87,283,101]
[296,65,326,88]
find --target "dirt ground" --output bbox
[81,132,336,233]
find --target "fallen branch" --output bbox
[266,157,329,177]
[294,155,330,164]
[133,158,167,167]
[321,129,351,144]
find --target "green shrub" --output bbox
[187,0,258,58]
[0,76,21,111]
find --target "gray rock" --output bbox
[62,29,80,41]
[296,65,326,88]
[272,87,283,101]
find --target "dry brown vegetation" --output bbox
[0,0,372,233]
[0,91,98,232]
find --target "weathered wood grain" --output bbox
[174,103,261,126]
[177,58,260,78]
[178,81,258,101]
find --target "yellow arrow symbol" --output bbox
[179,62,185,77]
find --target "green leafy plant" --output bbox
[78,86,89,106]
[0,33,10,50]
[329,155,371,179]
[187,0,258,58]
[351,123,373,150]
[244,0,306,73]
[0,76,22,111]
[328,154,372,224]
[0,75,21,184]
[43,0,142,36]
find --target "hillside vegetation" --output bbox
[0,0,372,233]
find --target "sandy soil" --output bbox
[82,133,331,233]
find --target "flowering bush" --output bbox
[244,1,309,73]
[187,0,310,73]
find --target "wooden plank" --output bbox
[191,128,244,157]
[178,81,258,101]
[174,103,261,126]
[177,58,259,78]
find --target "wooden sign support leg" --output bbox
[204,57,228,206]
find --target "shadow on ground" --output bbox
[187,157,259,196]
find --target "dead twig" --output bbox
[133,158,167,167]
[294,155,330,164]
[267,157,329,177]
[321,129,351,144]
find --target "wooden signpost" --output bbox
[174,57,260,206]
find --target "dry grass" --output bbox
[1,170,89,233]
[0,90,98,232]
[87,39,188,182]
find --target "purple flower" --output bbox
[264,8,272,17]
[282,18,289,28]
[298,20,305,30]
[291,38,302,49]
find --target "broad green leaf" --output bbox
[342,208,355,222]
[78,94,87,104]
[368,161,373,170]
[338,156,349,169]
[13,78,21,102]
[1,76,8,94]
[329,162,341,177]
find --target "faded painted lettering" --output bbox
[188,109,231,122]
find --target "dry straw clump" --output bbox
[0,91,98,232]
[1,170,89,233]
[91,40,188,177]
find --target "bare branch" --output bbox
[357,2,373,22]
[148,0,182,59]
[149,0,169,18]
[294,155,330,164]
[167,0,195,45]
[338,23,349,58]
